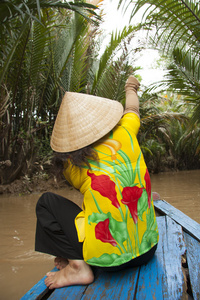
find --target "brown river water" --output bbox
[0,170,200,300]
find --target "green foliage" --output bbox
[139,92,200,171]
[0,1,99,183]
[0,0,99,86]
[0,2,140,184]
[119,0,200,124]
[1,0,200,184]
[117,0,200,172]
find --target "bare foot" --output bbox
[45,259,94,289]
[54,257,69,270]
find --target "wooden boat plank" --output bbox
[154,199,200,241]
[48,284,86,300]
[135,217,167,299]
[135,216,186,299]
[159,216,186,299]
[81,267,139,300]
[20,274,51,300]
[135,254,166,299]
[47,267,139,300]
[21,203,199,300]
[184,232,200,300]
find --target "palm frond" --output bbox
[91,25,138,94]
[145,47,200,94]
[0,15,30,87]
[120,0,200,55]
[0,0,100,25]
[0,86,10,118]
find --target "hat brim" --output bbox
[50,92,124,152]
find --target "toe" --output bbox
[46,272,51,276]
[49,283,55,290]
[46,271,55,277]
[45,277,51,287]
[45,276,55,288]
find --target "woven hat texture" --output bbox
[50,92,124,152]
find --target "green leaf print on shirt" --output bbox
[146,204,156,230]
[84,134,157,260]
[108,214,128,248]
[140,205,159,253]
[87,252,133,267]
[137,190,148,222]
[88,211,128,253]
[140,230,159,253]
[88,212,108,225]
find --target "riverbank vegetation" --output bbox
[0,0,200,186]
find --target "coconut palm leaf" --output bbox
[165,49,200,94]
[90,25,138,96]
[0,3,102,184]
[145,48,200,94]
[37,12,92,114]
[0,0,99,26]
[151,48,200,124]
[0,15,30,87]
[118,0,200,123]
[58,15,90,92]
[119,0,200,57]
[0,87,10,118]
[0,0,100,87]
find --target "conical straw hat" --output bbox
[50,92,124,152]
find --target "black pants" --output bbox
[35,192,157,271]
[35,192,83,259]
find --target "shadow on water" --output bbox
[0,170,199,299]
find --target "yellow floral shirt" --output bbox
[63,113,159,267]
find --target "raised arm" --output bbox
[124,76,140,117]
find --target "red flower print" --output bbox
[95,219,117,247]
[144,169,151,208]
[121,186,143,223]
[87,170,120,208]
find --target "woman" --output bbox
[35,76,159,289]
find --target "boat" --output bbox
[21,199,200,300]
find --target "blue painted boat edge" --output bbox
[20,267,57,300]
[154,199,200,242]
[20,201,200,299]
[183,232,200,300]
